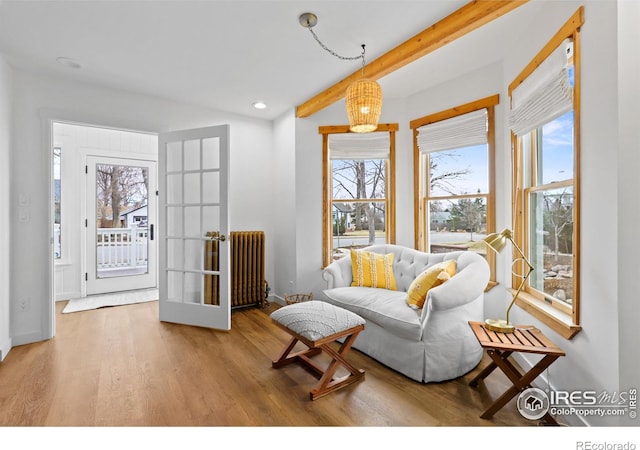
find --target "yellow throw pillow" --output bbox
[350,250,397,290]
[406,259,456,310]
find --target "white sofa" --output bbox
[321,244,490,383]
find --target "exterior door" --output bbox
[157,125,230,330]
[86,156,157,295]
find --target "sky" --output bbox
[540,110,574,184]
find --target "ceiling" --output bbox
[0,0,541,121]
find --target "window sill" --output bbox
[514,291,581,340]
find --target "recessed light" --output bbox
[252,101,267,110]
[56,57,82,69]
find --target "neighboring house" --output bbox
[120,205,148,228]
[429,211,451,230]
[332,203,353,233]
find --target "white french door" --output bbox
[85,156,157,295]
[157,125,230,330]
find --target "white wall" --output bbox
[616,0,640,427]
[10,70,275,346]
[0,55,12,361]
[272,111,297,301]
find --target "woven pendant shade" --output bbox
[346,78,382,133]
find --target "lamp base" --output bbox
[484,319,515,333]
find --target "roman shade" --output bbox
[509,39,573,136]
[328,132,390,160]
[416,109,488,154]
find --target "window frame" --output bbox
[411,95,499,289]
[509,7,583,339]
[53,145,62,260]
[320,124,398,268]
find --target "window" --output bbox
[411,96,498,287]
[53,146,62,259]
[509,7,583,339]
[321,124,398,267]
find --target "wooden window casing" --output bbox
[411,95,499,289]
[320,124,398,268]
[509,7,583,339]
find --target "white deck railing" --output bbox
[96,225,148,269]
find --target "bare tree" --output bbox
[544,189,573,263]
[95,165,148,228]
[333,159,385,244]
[429,152,472,196]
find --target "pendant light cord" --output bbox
[306,25,366,68]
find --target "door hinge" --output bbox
[85,273,88,281]
[156,190,159,196]
[85,165,88,174]
[85,219,88,227]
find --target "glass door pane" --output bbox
[95,163,149,279]
[158,125,230,330]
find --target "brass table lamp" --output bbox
[483,229,534,333]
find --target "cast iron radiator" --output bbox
[204,230,266,309]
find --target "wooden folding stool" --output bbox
[271,301,365,400]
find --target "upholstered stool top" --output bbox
[271,300,365,342]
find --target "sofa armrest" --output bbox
[420,253,490,320]
[322,256,353,289]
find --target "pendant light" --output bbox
[299,13,383,133]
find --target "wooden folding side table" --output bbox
[468,321,565,424]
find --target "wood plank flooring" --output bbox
[0,300,538,427]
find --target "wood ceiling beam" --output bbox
[295,0,529,118]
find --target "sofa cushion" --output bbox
[406,260,457,310]
[322,286,422,341]
[350,250,397,290]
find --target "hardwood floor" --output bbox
[0,300,539,427]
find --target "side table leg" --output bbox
[480,385,521,419]
[480,353,561,420]
[469,351,513,387]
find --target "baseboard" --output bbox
[270,295,286,306]
[0,336,11,362]
[11,330,46,347]
[56,290,81,302]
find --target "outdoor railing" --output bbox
[96,225,148,269]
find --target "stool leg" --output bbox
[309,332,365,400]
[272,336,322,369]
[272,336,300,368]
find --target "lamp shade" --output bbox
[346,78,382,133]
[483,229,512,253]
